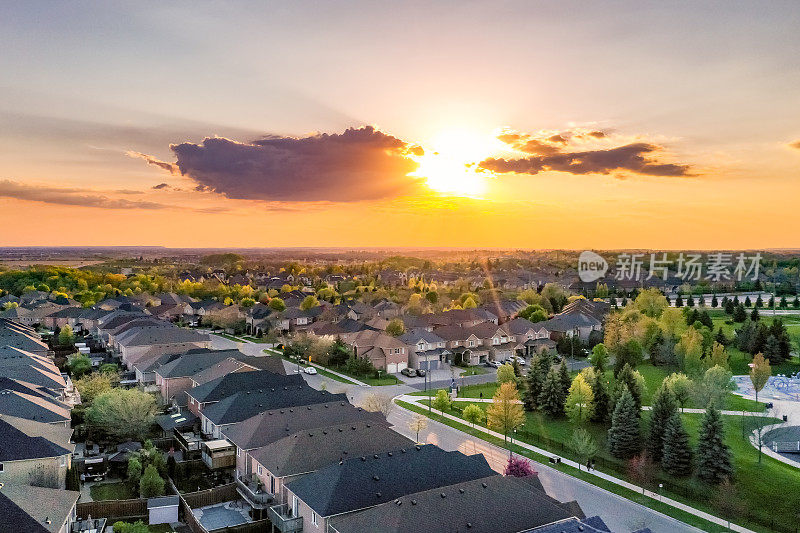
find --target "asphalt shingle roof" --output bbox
[0,418,71,461]
[187,370,304,404]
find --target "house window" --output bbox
[258,465,263,475]
[312,512,318,527]
[60,455,67,467]
[236,448,241,457]
[468,340,475,347]
[0,463,3,472]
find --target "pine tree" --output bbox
[558,359,571,398]
[608,387,641,459]
[590,371,611,423]
[733,304,746,322]
[711,295,718,308]
[539,368,565,418]
[522,355,544,411]
[616,363,643,415]
[697,405,733,484]
[662,412,693,477]
[647,385,677,463]
[675,295,683,307]
[750,307,759,321]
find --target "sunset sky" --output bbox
[1,1,799,249]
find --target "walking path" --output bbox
[396,394,756,533]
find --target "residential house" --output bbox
[502,318,556,356]
[115,324,210,369]
[398,328,449,371]
[185,370,304,416]
[0,416,74,488]
[0,346,67,396]
[278,445,496,533]
[0,484,79,533]
[0,320,52,356]
[328,475,594,533]
[535,313,602,342]
[338,330,410,373]
[242,421,411,517]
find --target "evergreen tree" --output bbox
[715,327,728,347]
[558,359,571,398]
[687,295,695,307]
[539,368,565,418]
[589,343,609,374]
[750,307,759,321]
[724,299,734,314]
[733,304,746,322]
[780,296,787,308]
[139,464,165,498]
[522,355,545,411]
[755,295,763,308]
[662,412,693,476]
[616,363,644,415]
[768,296,775,308]
[711,295,718,308]
[697,405,733,484]
[646,385,677,463]
[744,296,751,308]
[608,387,641,459]
[590,371,611,424]
[794,296,799,309]
[675,295,683,307]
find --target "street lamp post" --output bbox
[509,427,517,459]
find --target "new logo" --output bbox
[578,251,608,282]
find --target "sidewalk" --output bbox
[398,395,757,533]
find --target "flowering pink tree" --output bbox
[504,456,537,477]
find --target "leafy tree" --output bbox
[99,363,119,374]
[589,343,609,374]
[539,368,565,417]
[693,365,734,409]
[646,385,677,462]
[385,318,405,337]
[57,324,75,347]
[749,352,770,405]
[608,387,641,459]
[565,373,594,424]
[664,372,692,412]
[487,382,526,444]
[709,341,728,369]
[362,393,395,417]
[522,355,545,411]
[614,339,643,375]
[139,464,165,498]
[300,295,319,310]
[632,288,669,318]
[463,403,485,429]
[408,414,428,443]
[571,428,598,470]
[74,372,115,404]
[627,453,657,494]
[268,298,286,311]
[662,413,693,476]
[504,456,536,477]
[676,327,704,377]
[697,404,733,484]
[127,456,142,485]
[66,353,91,378]
[496,363,516,384]
[425,291,438,305]
[713,479,747,530]
[431,390,452,413]
[86,388,157,441]
[518,304,548,323]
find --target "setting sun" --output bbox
[411,129,503,197]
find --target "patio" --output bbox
[192,500,252,531]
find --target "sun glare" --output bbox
[411,129,502,197]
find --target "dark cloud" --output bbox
[169,126,422,202]
[588,130,606,138]
[789,140,800,150]
[480,143,691,177]
[152,183,170,190]
[0,180,171,209]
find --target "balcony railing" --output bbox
[236,475,274,508]
[268,504,303,533]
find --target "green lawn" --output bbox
[89,481,136,501]
[460,366,489,376]
[411,395,793,532]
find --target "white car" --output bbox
[303,366,318,375]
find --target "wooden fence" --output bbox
[76,498,148,521]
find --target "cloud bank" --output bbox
[0,180,171,210]
[169,126,422,202]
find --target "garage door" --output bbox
[428,360,439,370]
[387,363,397,373]
[396,362,407,372]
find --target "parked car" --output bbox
[303,366,318,375]
[415,368,426,377]
[485,360,502,368]
[400,367,417,377]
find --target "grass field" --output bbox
[89,481,136,501]
[410,393,794,533]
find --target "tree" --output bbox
[616,364,645,415]
[661,413,693,476]
[362,393,394,418]
[647,384,677,463]
[565,374,594,424]
[608,387,641,459]
[664,372,692,412]
[112,521,150,533]
[65,465,80,491]
[504,455,536,477]
[558,359,571,398]
[463,403,485,429]
[58,324,75,346]
[74,372,115,404]
[614,339,643,375]
[127,456,142,485]
[66,353,92,378]
[709,341,728,369]
[425,291,438,305]
[385,318,405,337]
[733,304,747,322]
[496,363,516,384]
[750,307,760,321]
[300,295,319,310]
[539,368,565,418]
[268,297,286,311]
[571,428,598,470]
[713,479,747,530]
[627,453,657,494]
[408,414,428,443]
[749,352,771,405]
[487,382,526,444]
[590,370,611,423]
[676,327,704,377]
[632,288,669,318]
[139,464,165,498]
[589,343,609,374]
[86,388,157,441]
[694,365,734,410]
[697,404,733,484]
[522,355,545,411]
[429,389,451,413]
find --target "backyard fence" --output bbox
[76,498,148,522]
